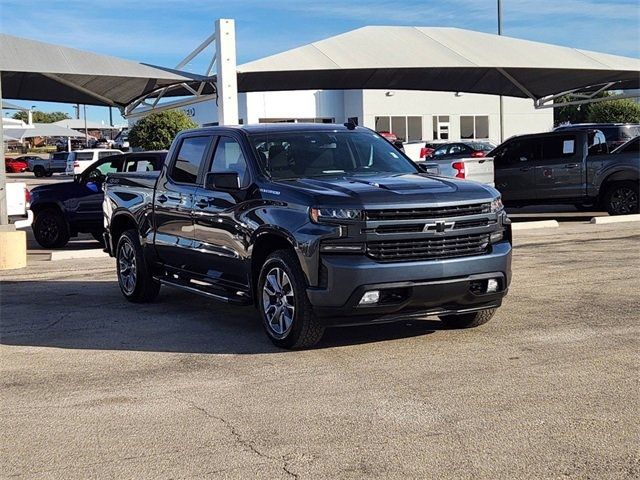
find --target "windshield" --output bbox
[250,130,418,180]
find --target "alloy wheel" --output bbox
[118,241,137,295]
[610,186,638,215]
[262,267,295,337]
[39,215,59,244]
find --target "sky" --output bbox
[1,0,639,125]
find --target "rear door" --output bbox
[154,135,213,272]
[191,135,253,291]
[534,133,584,200]
[493,137,540,202]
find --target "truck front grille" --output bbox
[365,203,491,221]
[366,233,490,262]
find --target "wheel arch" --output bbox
[110,211,139,249]
[250,229,299,302]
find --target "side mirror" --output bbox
[205,171,240,190]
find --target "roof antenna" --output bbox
[344,121,356,130]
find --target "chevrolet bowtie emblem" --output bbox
[423,220,455,234]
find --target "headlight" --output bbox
[490,197,504,213]
[310,207,361,223]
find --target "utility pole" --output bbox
[498,0,505,143]
[0,72,7,225]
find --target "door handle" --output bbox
[195,198,209,209]
[157,194,168,203]
[564,163,579,169]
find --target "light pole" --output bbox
[498,0,504,143]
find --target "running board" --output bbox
[154,277,251,305]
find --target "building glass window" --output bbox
[391,117,407,142]
[407,117,422,142]
[460,115,490,139]
[375,116,391,132]
[375,116,423,142]
[433,116,450,140]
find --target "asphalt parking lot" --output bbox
[1,220,638,479]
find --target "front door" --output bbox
[534,133,584,200]
[192,135,253,292]
[493,137,540,203]
[154,135,212,272]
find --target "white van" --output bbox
[65,149,122,175]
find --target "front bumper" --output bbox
[307,241,511,324]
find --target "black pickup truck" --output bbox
[491,130,639,215]
[103,124,512,348]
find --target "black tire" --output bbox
[603,181,639,216]
[439,308,496,329]
[116,230,160,303]
[91,232,105,246]
[33,166,45,178]
[32,208,70,248]
[257,249,325,349]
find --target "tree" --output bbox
[587,99,640,123]
[128,110,197,150]
[12,110,70,123]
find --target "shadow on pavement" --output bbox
[1,280,438,354]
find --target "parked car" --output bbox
[554,123,640,150]
[29,151,166,248]
[490,129,639,215]
[114,129,129,151]
[5,156,36,173]
[427,141,495,160]
[28,152,69,177]
[7,182,32,229]
[65,148,123,175]
[55,139,84,152]
[611,136,639,154]
[103,123,512,349]
[92,138,111,149]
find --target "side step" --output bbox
[154,275,251,305]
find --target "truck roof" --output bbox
[182,123,365,136]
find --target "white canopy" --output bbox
[7,123,86,140]
[237,27,640,103]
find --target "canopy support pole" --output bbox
[215,19,239,125]
[0,72,7,225]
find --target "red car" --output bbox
[5,156,33,173]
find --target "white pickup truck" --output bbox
[7,182,33,228]
[403,140,495,186]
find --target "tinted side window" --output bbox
[211,137,249,187]
[171,136,210,184]
[493,139,541,166]
[621,137,640,154]
[542,135,577,158]
[98,151,118,160]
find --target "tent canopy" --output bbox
[0,33,209,107]
[236,27,640,103]
[53,119,121,130]
[6,123,86,140]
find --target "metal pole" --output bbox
[215,19,239,125]
[83,104,88,147]
[498,0,504,143]
[0,72,8,225]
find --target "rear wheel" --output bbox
[257,250,325,349]
[439,308,496,329]
[33,166,45,177]
[33,208,70,248]
[604,181,638,216]
[116,230,160,303]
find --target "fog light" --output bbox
[487,279,499,293]
[359,290,380,305]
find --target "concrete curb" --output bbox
[50,249,109,261]
[590,214,640,224]
[511,220,560,231]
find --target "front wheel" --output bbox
[116,230,160,303]
[439,308,496,329]
[257,250,325,349]
[604,181,639,216]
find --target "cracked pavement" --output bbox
[1,222,639,478]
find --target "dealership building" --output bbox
[162,88,553,144]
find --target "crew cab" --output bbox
[30,151,166,248]
[103,124,512,349]
[491,130,639,215]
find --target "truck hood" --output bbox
[30,180,95,203]
[273,173,498,208]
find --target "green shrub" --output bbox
[128,111,197,150]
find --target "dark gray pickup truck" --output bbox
[492,130,639,215]
[103,123,512,348]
